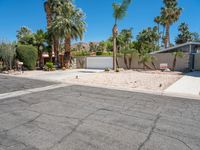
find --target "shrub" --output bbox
[116,68,120,72]
[96,51,102,56]
[96,51,113,56]
[43,62,55,71]
[72,51,90,57]
[0,42,16,70]
[102,51,113,56]
[104,68,110,72]
[16,45,37,70]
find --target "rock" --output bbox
[164,68,171,72]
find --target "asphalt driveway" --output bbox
[0,76,200,150]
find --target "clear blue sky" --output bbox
[0,0,199,43]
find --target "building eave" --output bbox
[150,42,200,54]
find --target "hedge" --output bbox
[16,45,38,70]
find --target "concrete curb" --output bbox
[0,83,70,100]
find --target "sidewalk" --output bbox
[165,71,200,96]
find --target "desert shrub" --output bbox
[43,62,55,71]
[104,68,110,72]
[116,68,120,72]
[0,42,16,70]
[72,51,90,57]
[96,51,103,56]
[96,51,113,56]
[16,45,37,70]
[102,51,112,56]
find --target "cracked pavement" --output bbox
[0,76,200,149]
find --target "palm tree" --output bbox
[44,1,52,28]
[112,0,132,71]
[121,44,137,69]
[44,0,64,64]
[154,16,161,47]
[50,1,86,68]
[172,51,183,71]
[44,1,53,62]
[139,54,153,70]
[175,23,193,44]
[34,29,47,68]
[161,0,182,48]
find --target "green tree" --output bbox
[16,45,38,70]
[192,32,200,42]
[120,43,137,69]
[34,29,47,67]
[160,0,182,48]
[49,0,86,68]
[112,0,132,71]
[16,26,35,45]
[117,28,133,51]
[89,42,98,52]
[154,16,162,46]
[175,23,193,44]
[97,41,107,52]
[137,26,160,52]
[44,0,67,65]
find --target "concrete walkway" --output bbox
[165,71,200,96]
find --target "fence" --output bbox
[75,53,190,71]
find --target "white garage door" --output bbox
[86,57,113,69]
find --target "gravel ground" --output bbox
[65,70,183,91]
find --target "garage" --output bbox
[86,56,113,69]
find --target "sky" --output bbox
[0,0,199,43]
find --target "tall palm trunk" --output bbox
[162,25,165,47]
[112,24,118,71]
[44,1,59,65]
[64,34,71,68]
[44,2,52,28]
[165,24,170,48]
[128,53,133,69]
[172,55,177,71]
[124,54,128,69]
[44,1,54,62]
[157,23,160,47]
[53,37,59,66]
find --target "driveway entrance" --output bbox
[165,71,200,96]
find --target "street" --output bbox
[0,75,200,150]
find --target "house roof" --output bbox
[150,42,200,54]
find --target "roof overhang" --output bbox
[150,42,200,54]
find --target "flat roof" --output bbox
[150,42,200,54]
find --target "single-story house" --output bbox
[150,42,200,71]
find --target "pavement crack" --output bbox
[154,132,193,150]
[137,113,160,150]
[1,113,41,134]
[25,109,80,120]
[49,108,104,150]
